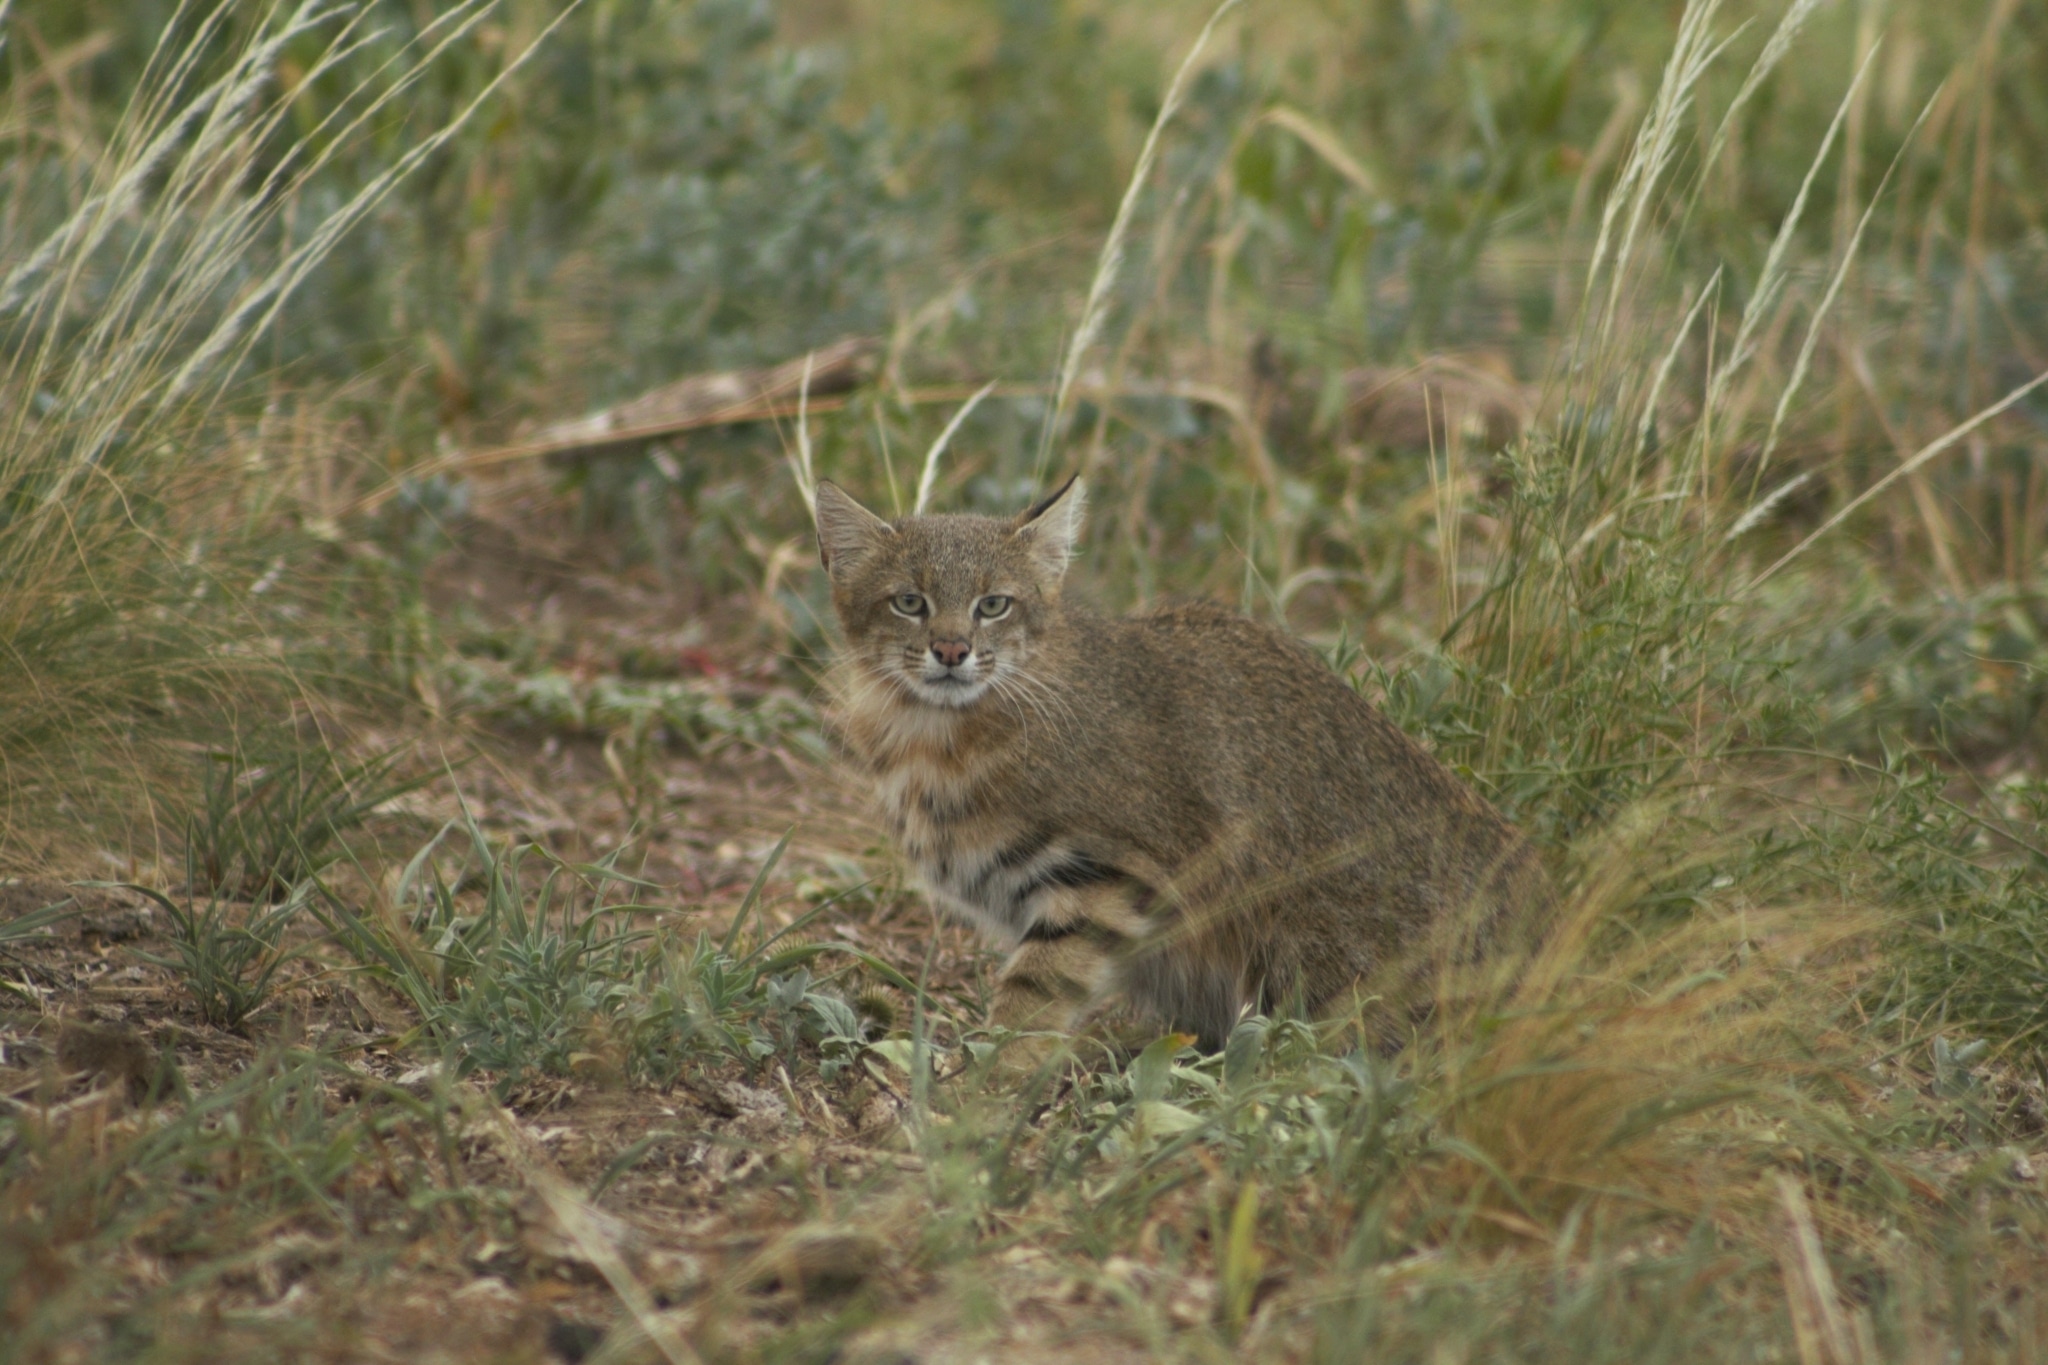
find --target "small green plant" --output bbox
[0,890,84,950]
[619,834,914,1083]
[128,883,309,1031]
[311,814,654,1090]
[312,816,896,1093]
[1868,763,2048,1056]
[183,742,428,904]
[440,657,827,759]
[0,888,85,1004]
[419,833,656,1087]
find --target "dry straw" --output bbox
[1036,0,1243,483]
[0,0,576,835]
[798,0,1244,523]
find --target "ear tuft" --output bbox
[814,481,892,573]
[1012,475,1085,580]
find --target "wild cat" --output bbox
[814,476,1546,1049]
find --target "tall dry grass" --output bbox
[0,0,562,857]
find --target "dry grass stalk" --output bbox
[1042,0,1243,472]
[1775,1174,1871,1365]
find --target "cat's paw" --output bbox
[974,1025,1073,1084]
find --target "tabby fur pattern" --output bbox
[814,477,1545,1048]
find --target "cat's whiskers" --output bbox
[985,670,1055,741]
[1003,652,1080,729]
[988,659,1078,741]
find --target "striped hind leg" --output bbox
[989,881,1148,1038]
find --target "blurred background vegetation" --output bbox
[5,0,2048,1357]
[10,0,2044,825]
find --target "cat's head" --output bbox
[813,477,1084,710]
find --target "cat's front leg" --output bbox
[986,882,1146,1069]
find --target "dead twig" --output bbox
[349,357,1278,515]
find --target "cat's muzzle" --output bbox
[910,657,990,707]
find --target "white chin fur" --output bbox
[906,673,990,708]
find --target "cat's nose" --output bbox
[930,639,971,668]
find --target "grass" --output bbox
[1,0,2047,1359]
[182,739,428,902]
[0,0,563,861]
[130,880,311,1030]
[306,814,895,1097]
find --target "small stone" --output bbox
[640,1248,706,1303]
[393,1063,445,1096]
[452,1277,519,1304]
[514,1188,643,1273]
[55,1019,168,1102]
[744,1226,887,1301]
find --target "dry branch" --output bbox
[346,340,1290,514]
[519,335,881,458]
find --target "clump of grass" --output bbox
[183,740,428,903]
[112,732,430,1028]
[1410,817,1878,1237]
[311,813,656,1090]
[1856,760,2048,1058]
[129,881,309,1031]
[0,888,84,950]
[626,932,880,1087]
[311,817,893,1094]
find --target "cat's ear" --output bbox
[814,481,893,574]
[1013,474,1085,582]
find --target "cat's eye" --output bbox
[890,591,928,618]
[975,595,1013,620]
